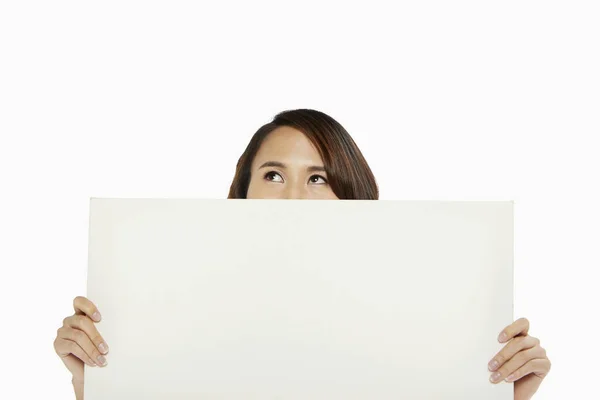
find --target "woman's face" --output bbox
[246,126,339,199]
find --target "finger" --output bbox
[61,353,85,382]
[488,335,540,371]
[73,296,102,322]
[54,336,98,367]
[505,357,552,382]
[489,346,546,383]
[63,314,109,355]
[57,326,108,367]
[498,317,530,343]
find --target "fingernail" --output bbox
[498,332,508,342]
[97,355,107,366]
[98,342,108,354]
[488,359,499,371]
[506,374,515,382]
[490,372,502,383]
[92,312,101,321]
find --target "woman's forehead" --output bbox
[253,126,324,167]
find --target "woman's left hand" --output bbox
[488,317,551,400]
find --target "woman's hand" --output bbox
[53,296,109,395]
[488,317,551,400]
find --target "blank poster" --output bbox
[85,199,513,399]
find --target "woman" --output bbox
[54,109,551,399]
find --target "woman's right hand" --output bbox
[53,296,109,388]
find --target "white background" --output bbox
[0,1,598,399]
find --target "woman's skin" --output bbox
[54,126,551,399]
[246,126,339,200]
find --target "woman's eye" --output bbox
[264,171,283,182]
[309,175,328,184]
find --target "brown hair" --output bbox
[228,109,379,200]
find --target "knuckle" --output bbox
[513,336,526,346]
[74,314,88,326]
[519,335,529,344]
[89,348,101,360]
[515,350,529,363]
[91,334,103,345]
[72,329,85,342]
[77,315,88,326]
[80,317,97,334]
[67,315,79,326]
[62,316,71,326]
[66,340,77,352]
[56,326,67,339]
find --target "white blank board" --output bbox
[86,199,513,399]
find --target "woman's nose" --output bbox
[283,184,308,199]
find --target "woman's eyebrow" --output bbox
[258,161,326,173]
[259,161,286,169]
